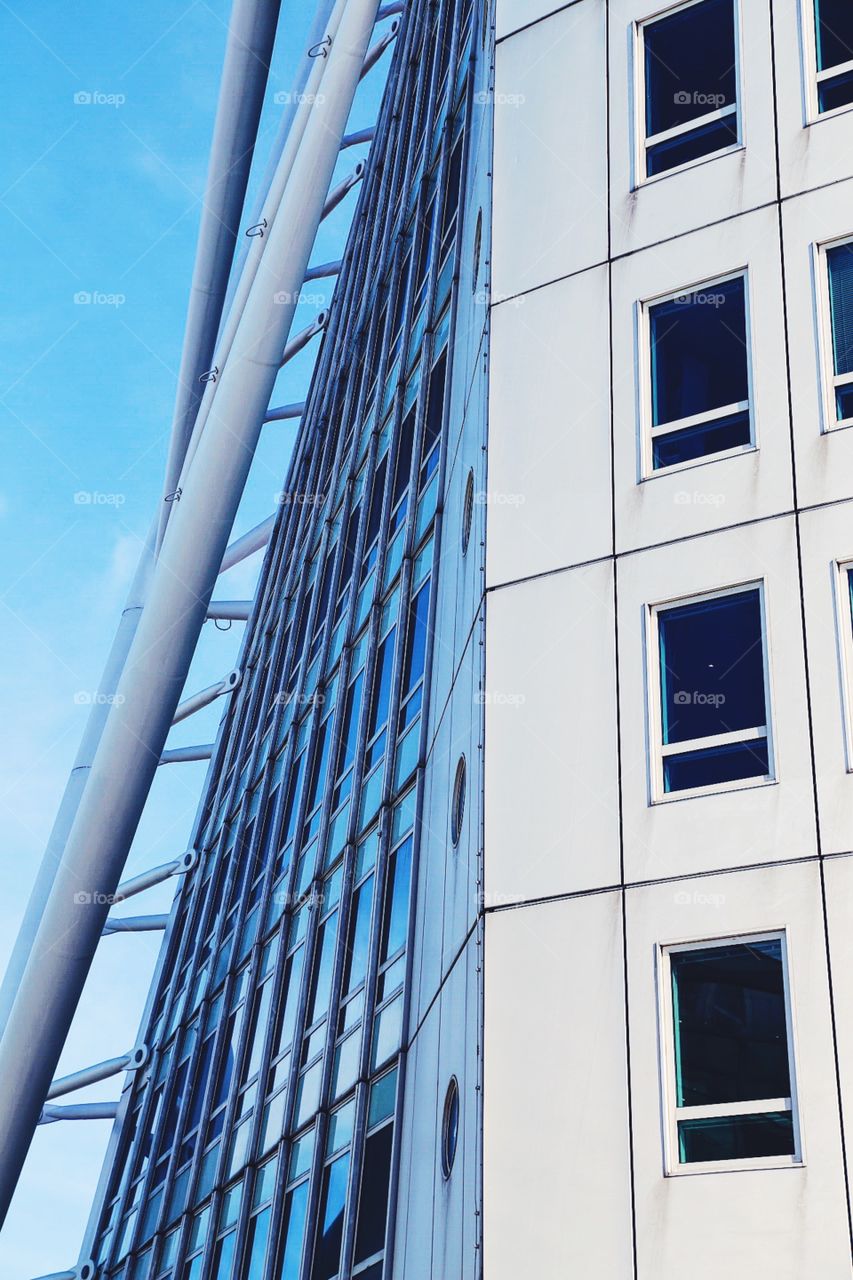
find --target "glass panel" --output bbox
[354,1124,394,1263]
[678,1111,794,1163]
[670,939,790,1107]
[245,1208,272,1280]
[818,67,853,113]
[368,1068,398,1128]
[650,276,748,428]
[646,105,738,177]
[279,1182,309,1280]
[652,409,751,469]
[380,837,413,963]
[827,242,853,381]
[312,1153,350,1280]
[212,1232,236,1280]
[644,0,737,136]
[658,590,766,745]
[815,0,853,72]
[663,737,769,792]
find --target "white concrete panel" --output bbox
[487,265,612,587]
[800,501,853,855]
[496,0,577,42]
[781,178,853,510]
[492,1,608,298]
[484,891,633,1279]
[773,0,853,199]
[627,863,850,1280]
[822,853,853,1218]
[485,560,620,902]
[612,206,794,552]
[617,518,817,882]
[608,0,777,257]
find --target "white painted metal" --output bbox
[219,515,276,573]
[101,915,170,937]
[342,125,376,149]
[322,161,366,218]
[112,852,197,904]
[304,258,342,280]
[157,0,282,548]
[207,600,253,621]
[158,744,215,765]
[0,0,381,1222]
[281,311,328,366]
[360,19,399,77]
[264,401,306,422]
[171,669,241,725]
[47,1048,147,1102]
[39,1102,120,1126]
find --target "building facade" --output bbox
[61,0,853,1277]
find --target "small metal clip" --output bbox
[199,366,219,383]
[245,219,268,238]
[214,619,233,632]
[165,488,182,503]
[308,35,332,58]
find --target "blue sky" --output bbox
[0,2,386,1272]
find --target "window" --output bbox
[643,273,752,471]
[638,0,740,180]
[461,469,475,554]
[834,561,853,770]
[819,237,853,429]
[660,933,800,1171]
[650,584,773,799]
[441,1077,460,1178]
[811,0,853,115]
[451,756,466,846]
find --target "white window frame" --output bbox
[802,0,853,123]
[646,580,776,803]
[833,558,853,770]
[634,0,743,187]
[638,268,756,479]
[815,234,853,432]
[657,930,803,1176]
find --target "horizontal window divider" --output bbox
[817,56,853,83]
[645,102,737,150]
[833,371,853,388]
[651,399,749,438]
[661,725,767,757]
[674,1098,791,1121]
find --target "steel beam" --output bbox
[0,0,382,1222]
[39,1102,120,1126]
[322,161,365,218]
[341,125,376,149]
[47,1047,148,1101]
[101,916,169,937]
[219,515,276,574]
[172,669,241,725]
[264,401,305,423]
[112,851,197,904]
[157,0,282,548]
[281,311,328,366]
[361,19,399,78]
[207,600,253,622]
[159,744,215,765]
[304,259,342,281]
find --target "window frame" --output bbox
[638,267,756,478]
[645,580,776,803]
[833,558,853,771]
[815,234,853,432]
[802,0,853,123]
[634,0,744,187]
[657,929,803,1175]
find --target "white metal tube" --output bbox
[304,258,342,281]
[112,851,197,905]
[0,0,380,1223]
[172,669,241,725]
[39,1102,120,1126]
[264,401,305,423]
[360,20,399,78]
[322,161,365,218]
[157,0,282,548]
[47,1048,146,1102]
[175,0,349,486]
[159,744,215,765]
[281,311,328,366]
[101,915,170,937]
[207,600,253,621]
[219,515,276,573]
[341,125,376,148]
[0,520,156,1045]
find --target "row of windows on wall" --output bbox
[639,242,853,475]
[87,2,484,1275]
[639,0,852,181]
[649,566,853,800]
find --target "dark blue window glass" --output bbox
[658,589,769,793]
[380,836,413,964]
[647,113,739,177]
[649,275,750,466]
[354,1124,394,1262]
[815,0,853,71]
[827,242,853,423]
[644,0,737,174]
[671,939,794,1163]
[245,1208,271,1280]
[312,1154,349,1279]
